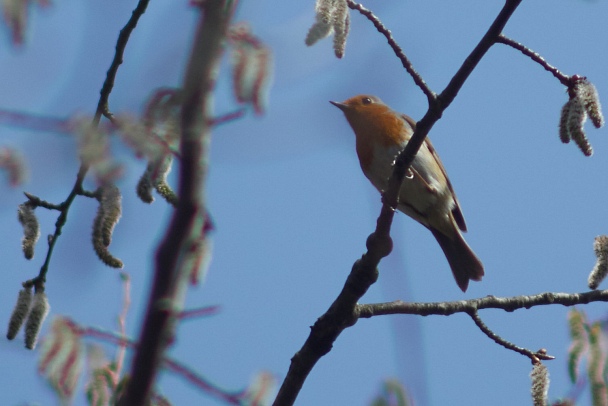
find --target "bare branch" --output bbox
[497,34,569,86]
[468,310,554,362]
[347,0,434,103]
[80,326,243,404]
[356,289,608,317]
[118,1,237,404]
[163,358,243,405]
[210,108,246,126]
[30,0,151,289]
[274,3,547,403]
[93,0,151,126]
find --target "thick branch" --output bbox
[117,2,236,405]
[274,1,523,405]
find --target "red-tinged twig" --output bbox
[178,305,221,321]
[112,273,131,386]
[80,326,244,404]
[0,109,72,134]
[468,310,554,362]
[163,358,243,405]
[81,327,132,348]
[346,0,435,104]
[497,34,570,87]
[210,108,246,126]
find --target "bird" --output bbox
[330,94,483,292]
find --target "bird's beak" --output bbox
[329,100,348,111]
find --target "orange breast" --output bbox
[347,106,410,172]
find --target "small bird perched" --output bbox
[330,95,484,292]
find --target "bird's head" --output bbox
[330,94,407,146]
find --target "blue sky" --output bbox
[1,1,608,405]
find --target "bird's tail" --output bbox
[430,228,484,292]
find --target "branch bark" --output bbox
[356,289,608,317]
[273,1,523,405]
[117,1,237,404]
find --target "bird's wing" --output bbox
[400,114,468,232]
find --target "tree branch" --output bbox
[357,289,608,317]
[94,0,151,126]
[347,0,434,103]
[117,1,237,404]
[468,310,554,362]
[497,34,570,87]
[81,327,243,404]
[27,0,150,290]
[273,1,523,405]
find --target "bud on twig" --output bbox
[6,286,33,340]
[137,154,177,206]
[305,0,350,58]
[588,235,608,290]
[558,76,604,156]
[331,0,349,58]
[17,202,40,259]
[530,361,549,406]
[92,184,123,268]
[24,290,50,349]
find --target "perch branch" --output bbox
[273,2,524,404]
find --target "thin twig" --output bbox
[77,188,98,199]
[23,192,62,211]
[211,108,246,126]
[29,0,151,290]
[346,0,435,104]
[163,358,243,405]
[356,289,608,317]
[178,305,221,321]
[81,326,243,404]
[468,310,554,362]
[0,109,72,134]
[112,273,131,386]
[94,0,151,126]
[497,34,570,87]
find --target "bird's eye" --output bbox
[362,97,372,105]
